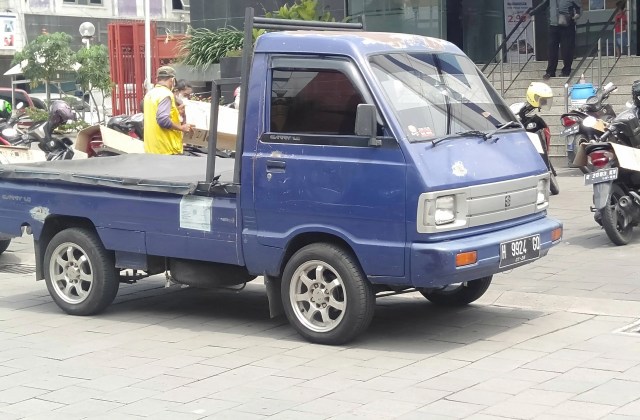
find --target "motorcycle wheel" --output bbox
[550,172,560,195]
[601,183,634,246]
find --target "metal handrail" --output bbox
[481,7,533,72]
[484,17,536,79]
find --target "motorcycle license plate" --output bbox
[561,125,579,136]
[584,168,618,185]
[499,234,541,268]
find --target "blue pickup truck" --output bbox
[0,11,562,344]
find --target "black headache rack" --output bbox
[199,7,364,193]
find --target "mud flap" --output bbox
[593,182,612,210]
[264,275,284,318]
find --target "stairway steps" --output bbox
[484,57,640,161]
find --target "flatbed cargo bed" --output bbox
[0,154,235,195]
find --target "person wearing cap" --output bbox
[143,66,192,155]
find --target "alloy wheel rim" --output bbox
[49,242,94,304]
[289,260,346,333]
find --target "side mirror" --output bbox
[355,103,380,147]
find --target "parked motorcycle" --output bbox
[561,82,618,173]
[107,113,144,139]
[583,82,640,245]
[1,100,76,161]
[510,82,559,195]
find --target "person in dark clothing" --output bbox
[530,0,581,80]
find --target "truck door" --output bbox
[253,57,407,278]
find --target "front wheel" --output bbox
[550,172,560,196]
[420,276,492,306]
[281,243,375,345]
[44,228,119,315]
[601,183,634,245]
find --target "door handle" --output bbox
[266,160,286,172]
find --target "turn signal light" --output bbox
[551,227,562,242]
[456,251,477,267]
[561,116,579,127]
[587,150,614,168]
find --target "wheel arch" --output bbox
[277,232,361,279]
[35,216,100,280]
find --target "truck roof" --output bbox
[255,31,463,57]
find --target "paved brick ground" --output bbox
[0,169,639,419]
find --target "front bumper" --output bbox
[410,216,562,288]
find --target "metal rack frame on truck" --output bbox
[201,8,365,192]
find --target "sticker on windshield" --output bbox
[409,125,434,138]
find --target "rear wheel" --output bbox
[420,276,492,306]
[44,228,119,315]
[601,183,634,246]
[281,243,375,345]
[0,239,10,255]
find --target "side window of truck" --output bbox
[270,68,365,137]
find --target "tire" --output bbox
[550,172,560,196]
[601,183,634,246]
[281,243,375,345]
[43,228,119,315]
[0,239,10,255]
[420,276,492,306]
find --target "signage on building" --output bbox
[504,1,534,62]
[0,13,17,49]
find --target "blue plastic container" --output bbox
[570,83,596,106]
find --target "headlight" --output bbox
[537,179,549,206]
[435,195,456,225]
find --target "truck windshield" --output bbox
[369,52,515,142]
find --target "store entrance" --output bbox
[446,0,505,64]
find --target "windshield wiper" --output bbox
[431,130,489,147]
[493,120,522,131]
[487,120,523,142]
[430,121,523,147]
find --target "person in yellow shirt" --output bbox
[143,66,192,154]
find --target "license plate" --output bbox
[584,168,618,185]
[561,125,579,136]
[499,234,541,268]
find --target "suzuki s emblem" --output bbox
[452,161,467,177]
[505,195,511,208]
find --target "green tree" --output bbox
[75,44,112,122]
[265,0,336,21]
[179,0,338,70]
[12,32,75,103]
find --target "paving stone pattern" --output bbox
[0,169,639,419]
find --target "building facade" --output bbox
[0,0,189,85]
[191,0,637,64]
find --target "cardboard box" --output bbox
[183,101,238,151]
[75,124,144,155]
[0,145,47,163]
